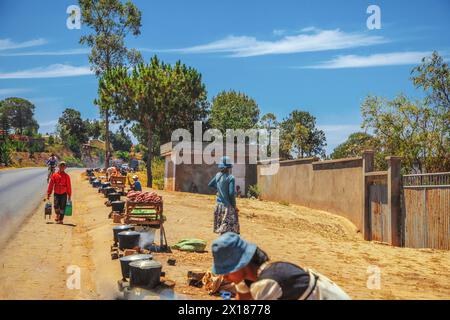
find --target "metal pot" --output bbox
[92,180,101,188]
[118,231,140,250]
[101,182,111,188]
[108,193,121,202]
[111,201,125,213]
[104,187,116,197]
[113,225,135,243]
[119,254,153,279]
[129,259,162,289]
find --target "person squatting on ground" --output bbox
[208,156,240,235]
[211,232,351,300]
[47,161,72,224]
[131,175,142,191]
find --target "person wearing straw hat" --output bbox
[208,156,240,235]
[131,174,142,191]
[211,232,351,300]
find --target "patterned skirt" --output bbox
[213,203,240,235]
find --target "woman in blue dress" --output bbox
[208,156,240,235]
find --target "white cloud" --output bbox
[0,88,32,96]
[163,28,386,57]
[0,48,90,57]
[302,51,434,69]
[0,38,47,51]
[0,64,93,79]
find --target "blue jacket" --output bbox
[208,172,236,207]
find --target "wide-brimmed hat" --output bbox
[211,232,257,275]
[218,156,233,169]
[132,175,138,180]
[59,161,66,166]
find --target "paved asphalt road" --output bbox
[0,167,77,245]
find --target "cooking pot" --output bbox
[112,225,135,243]
[108,193,121,202]
[118,231,140,250]
[104,187,116,197]
[92,180,101,188]
[129,259,162,289]
[101,182,111,188]
[111,201,125,213]
[119,254,153,279]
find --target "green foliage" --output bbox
[11,140,28,152]
[115,150,130,161]
[99,55,209,186]
[331,132,377,159]
[361,94,449,173]
[79,0,143,167]
[84,119,104,140]
[110,129,132,151]
[247,184,261,199]
[210,90,260,133]
[79,0,142,76]
[0,139,13,165]
[0,97,39,135]
[57,108,88,157]
[47,135,55,145]
[62,155,83,167]
[280,110,326,159]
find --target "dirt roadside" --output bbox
[0,171,449,300]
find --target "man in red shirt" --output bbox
[47,161,72,224]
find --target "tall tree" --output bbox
[110,128,132,152]
[79,0,142,168]
[330,132,378,159]
[280,110,326,159]
[1,97,39,135]
[57,108,88,157]
[210,90,260,133]
[99,56,209,186]
[361,94,449,173]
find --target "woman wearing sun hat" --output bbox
[207,156,240,234]
[211,232,351,300]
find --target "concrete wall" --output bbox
[258,157,364,231]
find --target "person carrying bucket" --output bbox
[208,156,240,235]
[47,161,72,224]
[211,232,351,300]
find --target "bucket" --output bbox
[64,200,73,216]
[119,254,153,279]
[118,231,140,250]
[129,259,162,289]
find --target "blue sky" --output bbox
[0,0,449,152]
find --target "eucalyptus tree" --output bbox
[79,0,142,168]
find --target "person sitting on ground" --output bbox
[208,156,240,235]
[236,185,242,198]
[131,175,142,191]
[211,232,351,300]
[47,161,72,225]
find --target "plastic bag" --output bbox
[64,200,73,216]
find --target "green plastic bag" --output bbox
[64,200,73,216]
[172,239,207,252]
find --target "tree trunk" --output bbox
[146,128,153,188]
[104,107,110,169]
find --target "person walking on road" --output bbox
[208,156,240,235]
[47,161,72,224]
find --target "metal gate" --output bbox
[403,172,450,250]
[369,181,390,243]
